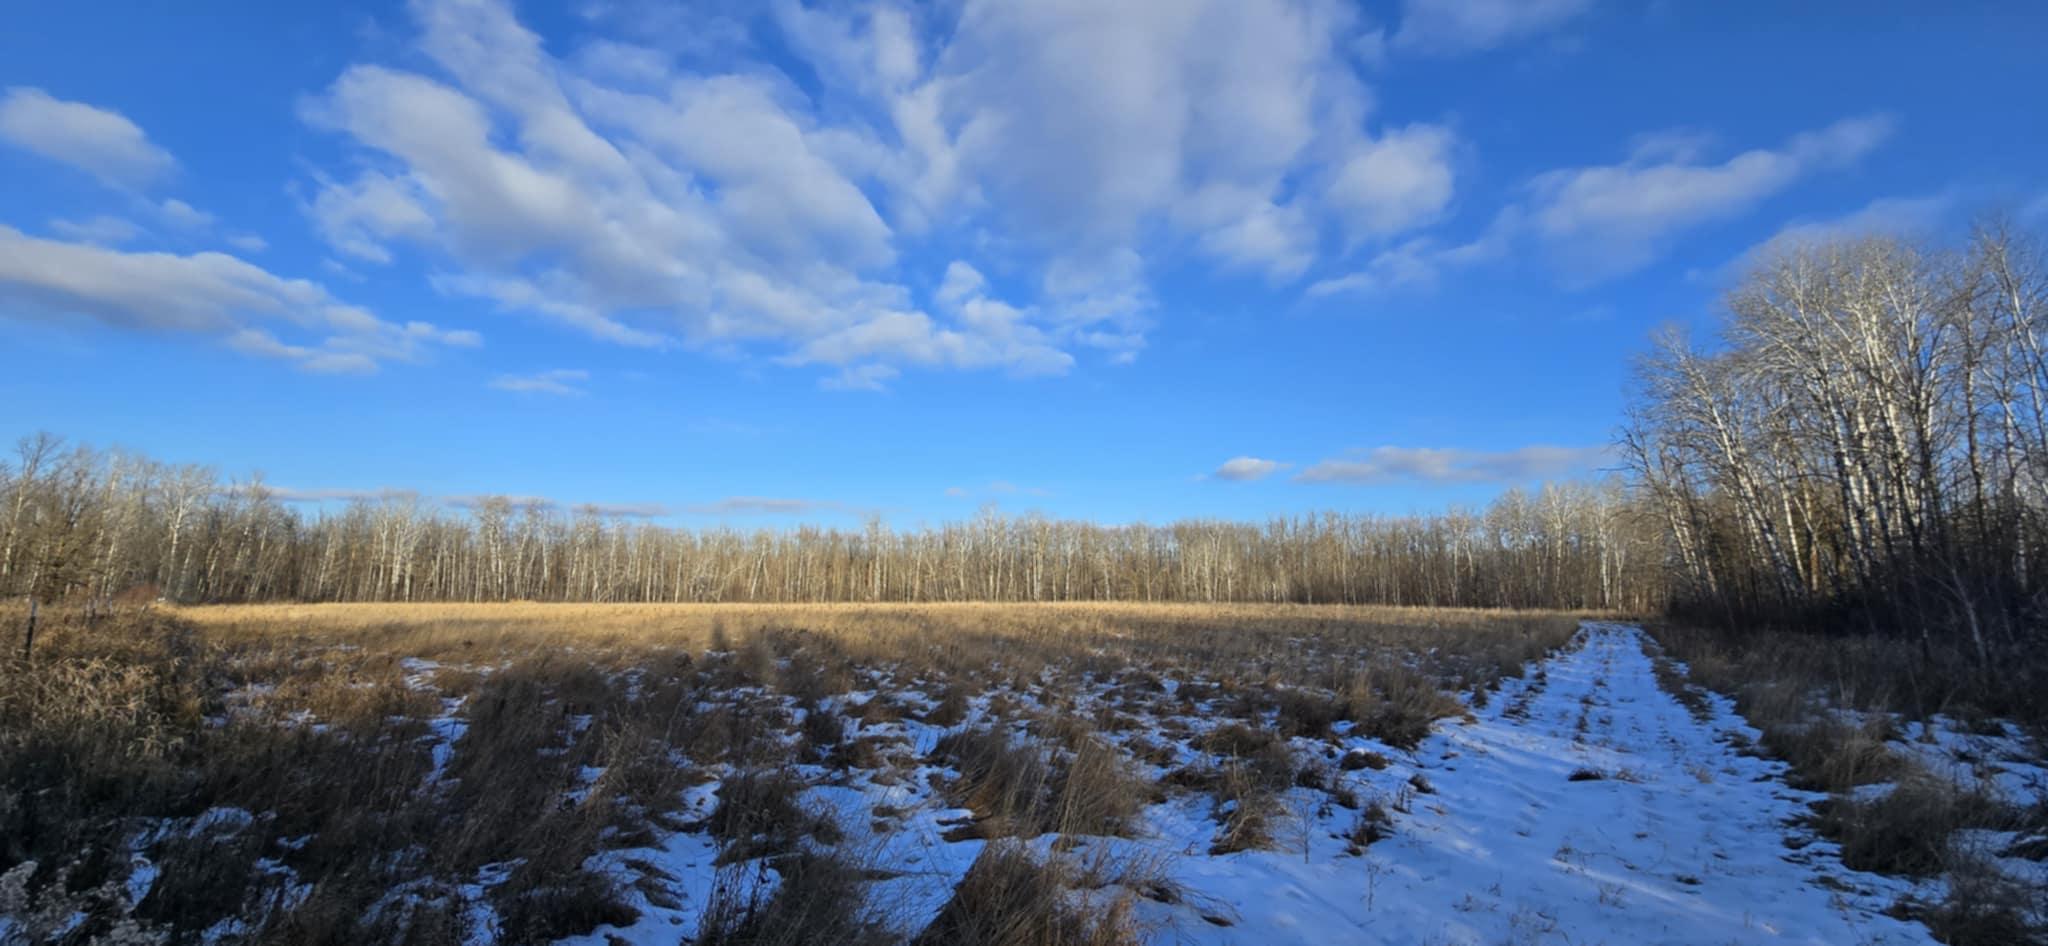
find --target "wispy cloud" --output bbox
[238,487,673,519]
[446,494,669,518]
[1297,445,1612,484]
[224,485,420,504]
[0,224,480,374]
[489,368,589,396]
[0,87,175,188]
[288,0,1468,385]
[946,480,1052,500]
[48,215,142,246]
[1309,114,1896,293]
[684,497,853,516]
[443,493,557,511]
[1740,193,1956,269]
[571,501,672,518]
[1515,115,1895,282]
[1392,0,1595,57]
[1212,457,1289,482]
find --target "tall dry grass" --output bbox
[1,601,1579,945]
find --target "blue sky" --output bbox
[3,0,2043,527]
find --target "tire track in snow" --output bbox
[1148,622,1942,945]
[1376,621,1938,945]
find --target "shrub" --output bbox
[913,841,1140,946]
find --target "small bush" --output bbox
[1208,766,1280,855]
[1343,801,1394,855]
[1814,778,2016,878]
[932,727,1054,837]
[913,840,1140,946]
[699,851,887,946]
[1339,749,1391,771]
[709,769,838,862]
[1343,665,1464,750]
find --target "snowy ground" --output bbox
[1114,622,1940,945]
[566,623,1954,946]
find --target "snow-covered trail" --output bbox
[1147,622,1938,946]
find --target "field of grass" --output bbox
[0,602,1577,945]
[3,602,2039,945]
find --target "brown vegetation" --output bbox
[0,601,1571,944]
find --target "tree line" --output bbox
[0,435,1660,612]
[5,223,2042,663]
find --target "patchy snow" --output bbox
[804,782,986,935]
[122,858,158,909]
[557,831,751,946]
[1893,716,2048,807]
[551,622,1959,946]
[400,657,442,689]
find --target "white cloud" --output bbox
[1744,193,1955,265]
[444,493,558,511]
[488,368,590,395]
[934,261,987,309]
[286,0,1479,385]
[0,224,478,373]
[684,496,850,516]
[251,487,670,518]
[227,328,378,375]
[1325,124,1457,241]
[568,501,672,518]
[445,493,670,518]
[1213,456,1289,481]
[1392,0,1595,56]
[299,0,1125,388]
[228,485,420,503]
[158,198,214,230]
[922,0,1447,289]
[1519,114,1895,281]
[1311,114,1896,292]
[1297,445,1612,483]
[226,233,269,253]
[946,480,1051,499]
[48,215,141,246]
[306,170,436,264]
[0,87,175,188]
[1306,231,1492,296]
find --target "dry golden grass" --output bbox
[163,601,1585,699]
[165,600,1582,643]
[1,601,1581,945]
